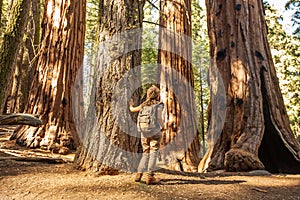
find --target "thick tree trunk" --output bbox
[74,0,145,174]
[199,0,300,173]
[4,44,26,113]
[11,0,86,155]
[0,0,30,113]
[158,0,200,172]
[5,1,41,113]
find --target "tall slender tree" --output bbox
[199,0,300,173]
[0,0,30,112]
[75,0,145,174]
[285,0,300,37]
[265,2,300,142]
[0,0,3,29]
[191,0,210,156]
[11,0,86,154]
[158,0,200,172]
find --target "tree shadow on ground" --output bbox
[159,178,245,185]
[156,168,246,185]
[157,167,203,178]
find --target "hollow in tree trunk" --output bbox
[199,0,300,173]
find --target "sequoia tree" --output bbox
[199,0,300,173]
[158,0,201,172]
[11,0,86,154]
[75,0,145,174]
[0,0,30,112]
[5,0,41,113]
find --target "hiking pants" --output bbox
[137,133,161,176]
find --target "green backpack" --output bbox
[138,103,163,136]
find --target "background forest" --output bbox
[0,0,299,172]
[88,0,300,144]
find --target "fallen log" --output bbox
[0,114,42,126]
[0,156,67,163]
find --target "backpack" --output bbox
[138,103,163,136]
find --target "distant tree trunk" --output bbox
[158,0,200,172]
[0,0,3,29]
[4,43,26,113]
[0,0,30,113]
[199,0,300,173]
[199,70,206,156]
[75,0,145,174]
[32,0,41,49]
[4,1,41,113]
[11,0,86,154]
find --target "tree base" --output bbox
[225,149,265,172]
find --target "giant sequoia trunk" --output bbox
[158,0,200,172]
[74,0,145,174]
[11,0,86,154]
[199,0,300,173]
[0,0,30,113]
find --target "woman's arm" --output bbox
[129,99,142,113]
[129,105,142,112]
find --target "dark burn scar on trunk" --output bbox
[216,4,222,17]
[218,29,222,37]
[235,98,243,106]
[236,4,242,11]
[255,51,265,61]
[231,41,235,47]
[62,98,67,106]
[217,48,227,61]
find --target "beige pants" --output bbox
[137,133,161,176]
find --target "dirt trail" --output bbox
[1,130,300,200]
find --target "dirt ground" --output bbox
[1,128,300,200]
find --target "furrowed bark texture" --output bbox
[0,0,3,28]
[11,0,86,155]
[158,0,200,172]
[5,0,39,113]
[199,0,300,173]
[74,0,145,174]
[0,0,30,113]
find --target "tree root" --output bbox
[225,148,264,172]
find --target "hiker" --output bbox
[129,85,165,185]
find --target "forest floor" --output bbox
[1,127,300,200]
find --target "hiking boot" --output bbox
[146,176,160,185]
[134,173,143,182]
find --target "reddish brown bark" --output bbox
[74,0,145,174]
[199,0,300,173]
[158,0,200,172]
[11,0,86,154]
